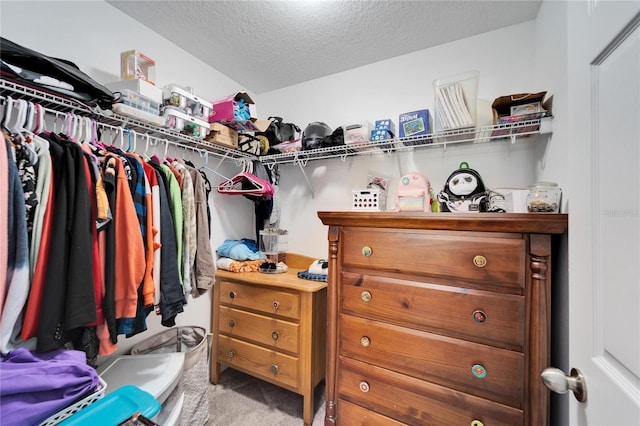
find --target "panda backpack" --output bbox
[437,162,489,213]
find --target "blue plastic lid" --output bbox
[58,385,161,426]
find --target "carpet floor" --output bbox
[207,368,326,426]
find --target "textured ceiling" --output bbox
[107,0,542,94]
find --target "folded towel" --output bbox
[217,257,265,273]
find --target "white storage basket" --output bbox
[39,377,107,426]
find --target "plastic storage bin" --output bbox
[433,70,479,132]
[57,385,160,426]
[98,352,184,426]
[39,378,107,426]
[343,121,374,151]
[163,84,213,121]
[130,326,210,426]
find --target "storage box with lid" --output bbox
[343,121,374,151]
[162,84,213,121]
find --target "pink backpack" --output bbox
[393,173,433,212]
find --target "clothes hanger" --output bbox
[217,170,274,197]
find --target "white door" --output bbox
[566,0,640,425]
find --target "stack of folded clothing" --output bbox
[216,239,267,272]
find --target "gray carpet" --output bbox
[207,368,326,426]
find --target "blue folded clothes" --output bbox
[297,270,328,282]
[216,239,266,261]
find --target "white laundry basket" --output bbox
[130,326,209,425]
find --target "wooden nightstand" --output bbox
[210,254,327,426]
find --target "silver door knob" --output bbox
[541,367,587,402]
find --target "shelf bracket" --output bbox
[296,159,315,199]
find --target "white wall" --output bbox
[257,21,546,258]
[0,0,255,360]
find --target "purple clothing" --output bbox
[0,348,99,425]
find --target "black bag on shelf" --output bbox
[321,126,344,148]
[257,116,300,146]
[0,37,115,110]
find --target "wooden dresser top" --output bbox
[318,211,568,234]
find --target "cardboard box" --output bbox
[374,119,396,134]
[206,122,238,149]
[398,109,431,138]
[370,129,394,142]
[209,92,260,131]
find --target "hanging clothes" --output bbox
[186,163,215,297]
[0,136,30,353]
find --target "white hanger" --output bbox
[2,96,14,128]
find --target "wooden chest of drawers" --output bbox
[318,212,568,426]
[210,254,327,426]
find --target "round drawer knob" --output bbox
[471,421,485,426]
[272,301,280,310]
[229,291,237,299]
[228,319,236,328]
[472,310,487,323]
[272,331,279,341]
[359,381,370,393]
[473,255,487,268]
[227,350,235,359]
[360,291,372,302]
[360,336,371,347]
[471,364,487,379]
[361,246,373,257]
[270,364,279,375]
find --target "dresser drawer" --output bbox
[219,306,299,355]
[217,334,299,389]
[340,314,524,408]
[341,272,524,350]
[338,399,408,426]
[219,280,300,320]
[339,357,523,426]
[341,229,525,291]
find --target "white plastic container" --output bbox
[343,121,374,151]
[98,352,185,426]
[162,105,209,137]
[162,84,213,121]
[433,70,479,132]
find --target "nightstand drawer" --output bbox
[217,334,299,389]
[340,313,524,408]
[341,229,525,291]
[341,272,524,350]
[339,357,523,426]
[219,280,301,320]
[219,305,299,354]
